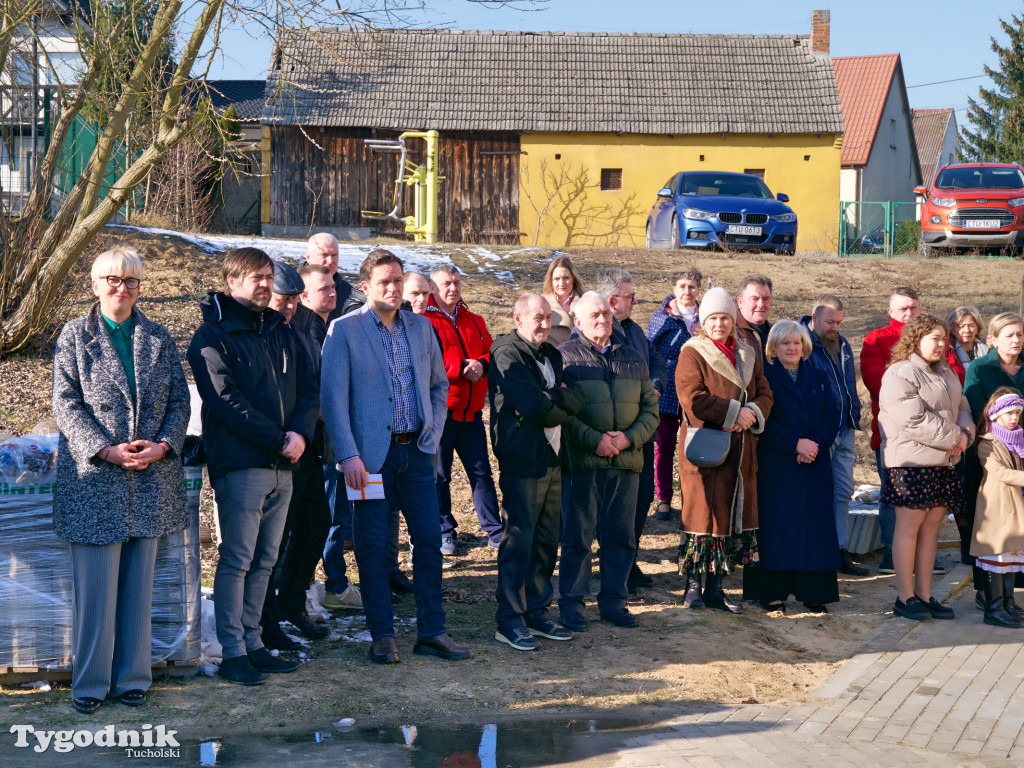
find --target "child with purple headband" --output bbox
[972,388,1024,628]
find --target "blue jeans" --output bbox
[322,463,352,594]
[831,429,856,550]
[875,449,895,560]
[437,415,503,544]
[354,441,446,640]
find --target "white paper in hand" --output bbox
[346,473,385,501]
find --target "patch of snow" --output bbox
[20,681,51,692]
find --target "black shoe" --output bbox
[839,549,869,576]
[654,502,673,521]
[72,696,103,714]
[600,608,638,628]
[218,655,268,685]
[703,574,742,614]
[389,570,415,595]
[247,647,300,673]
[984,573,1024,628]
[802,603,829,614]
[878,556,895,575]
[915,594,955,620]
[893,596,931,621]
[682,571,703,609]
[283,610,330,640]
[262,621,303,651]
[117,689,147,707]
[494,626,539,651]
[559,611,587,632]
[369,637,400,664]
[526,617,573,640]
[628,562,654,589]
[413,633,472,660]
[759,600,785,614]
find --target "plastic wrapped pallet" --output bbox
[0,432,201,672]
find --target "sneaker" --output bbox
[915,595,955,620]
[526,617,573,641]
[559,610,587,632]
[247,647,299,673]
[878,557,895,575]
[654,502,673,521]
[933,563,946,576]
[494,626,539,651]
[218,655,267,686]
[440,537,457,555]
[893,596,932,621]
[322,584,362,610]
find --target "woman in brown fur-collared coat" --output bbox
[675,287,773,613]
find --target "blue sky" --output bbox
[204,0,1023,124]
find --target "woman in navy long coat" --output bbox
[743,320,843,613]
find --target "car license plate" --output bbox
[963,219,1001,229]
[725,225,762,235]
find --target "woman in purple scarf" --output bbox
[972,388,1024,628]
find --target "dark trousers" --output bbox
[437,414,503,544]
[354,441,445,640]
[495,467,562,632]
[875,449,896,560]
[262,450,331,623]
[558,467,639,616]
[632,441,656,556]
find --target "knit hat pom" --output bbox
[698,286,737,326]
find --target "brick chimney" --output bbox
[810,10,830,55]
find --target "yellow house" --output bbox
[263,12,843,251]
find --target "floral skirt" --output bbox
[678,531,759,576]
[881,465,964,517]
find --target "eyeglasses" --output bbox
[613,293,637,303]
[99,275,141,290]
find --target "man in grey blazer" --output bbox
[321,249,471,664]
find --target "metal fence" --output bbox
[839,200,922,257]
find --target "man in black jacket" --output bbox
[595,268,668,592]
[188,248,319,686]
[489,294,584,651]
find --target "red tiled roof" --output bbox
[912,108,955,186]
[833,54,900,167]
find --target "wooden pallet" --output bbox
[0,657,201,685]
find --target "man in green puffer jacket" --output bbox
[555,292,660,630]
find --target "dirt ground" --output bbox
[0,230,1012,732]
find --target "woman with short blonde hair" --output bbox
[52,247,190,714]
[764,319,813,362]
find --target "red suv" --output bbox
[916,163,1024,256]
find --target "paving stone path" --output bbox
[612,565,1024,767]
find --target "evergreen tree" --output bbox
[960,12,1024,162]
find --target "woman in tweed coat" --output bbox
[52,248,190,714]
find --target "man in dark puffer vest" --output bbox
[556,292,659,631]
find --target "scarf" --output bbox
[711,336,736,366]
[990,423,1024,459]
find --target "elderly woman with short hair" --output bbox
[946,306,987,384]
[543,255,586,346]
[742,320,843,614]
[52,248,190,714]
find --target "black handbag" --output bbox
[682,417,731,468]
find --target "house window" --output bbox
[744,168,765,180]
[600,168,622,191]
[890,119,897,149]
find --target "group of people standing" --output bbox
[50,238,1024,715]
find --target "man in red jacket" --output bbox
[424,263,503,554]
[860,286,921,574]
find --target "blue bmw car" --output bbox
[645,171,797,253]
